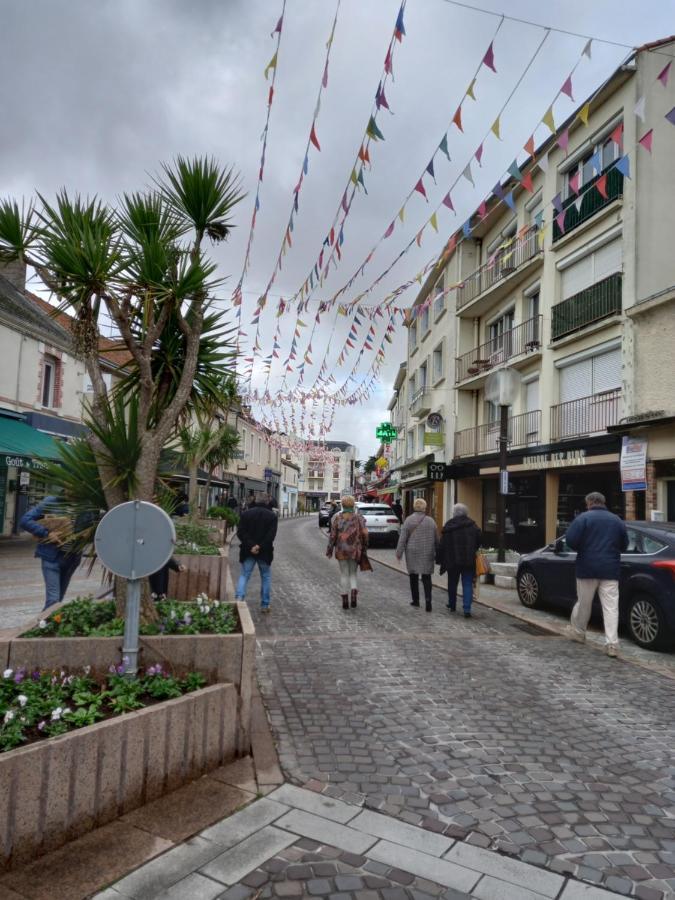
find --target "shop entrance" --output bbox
[556,470,623,536]
[482,474,545,554]
[667,481,675,522]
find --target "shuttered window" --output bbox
[560,348,621,401]
[560,238,622,300]
[525,379,540,412]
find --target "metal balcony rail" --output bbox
[456,315,543,383]
[551,273,622,340]
[410,386,431,415]
[456,226,540,310]
[550,388,620,441]
[454,410,541,458]
[552,167,623,242]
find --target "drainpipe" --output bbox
[14,335,25,409]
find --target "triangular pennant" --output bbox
[384,47,393,75]
[582,39,592,59]
[395,3,405,39]
[638,128,654,153]
[384,221,395,238]
[462,162,474,186]
[478,199,487,218]
[366,115,385,141]
[504,191,515,211]
[375,82,390,111]
[441,192,454,212]
[482,41,496,73]
[350,168,358,186]
[520,172,534,193]
[322,62,329,88]
[666,107,675,126]
[426,158,436,181]
[658,61,671,87]
[357,168,368,193]
[462,219,472,239]
[561,75,574,101]
[615,155,630,179]
[414,178,428,200]
[634,96,646,122]
[475,143,484,166]
[524,135,535,156]
[542,106,555,133]
[596,174,608,199]
[429,212,439,233]
[552,192,563,214]
[557,128,569,152]
[466,78,477,101]
[507,160,522,182]
[272,16,283,36]
[416,229,424,247]
[568,171,580,195]
[555,210,566,234]
[439,133,450,161]
[264,51,278,79]
[578,102,590,126]
[538,152,549,174]
[610,122,624,146]
[452,105,463,132]
[309,123,321,151]
[491,116,501,140]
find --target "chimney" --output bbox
[0,258,27,293]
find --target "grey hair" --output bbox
[585,491,606,507]
[452,502,469,517]
[341,494,355,508]
[413,498,427,512]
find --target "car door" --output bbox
[618,526,663,621]
[541,536,578,608]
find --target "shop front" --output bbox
[398,455,445,530]
[454,435,623,553]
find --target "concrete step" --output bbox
[490,562,518,578]
[494,574,517,590]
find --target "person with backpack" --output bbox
[396,498,439,611]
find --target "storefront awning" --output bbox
[0,416,61,465]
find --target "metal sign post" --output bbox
[94,501,175,677]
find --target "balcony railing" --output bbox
[550,389,620,441]
[457,226,540,310]
[552,167,623,242]
[551,273,622,341]
[454,410,541,458]
[410,387,432,418]
[456,315,543,383]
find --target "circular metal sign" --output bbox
[426,412,443,431]
[94,501,176,579]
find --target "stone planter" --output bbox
[0,683,237,870]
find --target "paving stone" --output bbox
[112,837,223,898]
[333,874,365,890]
[267,784,359,824]
[444,841,563,897]
[200,827,296,887]
[199,799,288,847]
[350,810,454,857]
[560,882,630,899]
[160,873,224,900]
[366,840,480,893]
[218,887,255,900]
[275,809,377,855]
[472,875,550,900]
[305,878,331,895]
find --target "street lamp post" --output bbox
[485,368,521,564]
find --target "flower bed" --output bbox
[20,596,239,639]
[0,664,206,752]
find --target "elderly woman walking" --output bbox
[396,498,439,611]
[326,496,369,609]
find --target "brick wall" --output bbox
[646,461,658,516]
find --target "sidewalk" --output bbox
[366,545,675,681]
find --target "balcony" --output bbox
[550,389,620,441]
[552,167,623,243]
[551,273,622,341]
[456,226,540,313]
[454,410,541,458]
[410,387,432,419]
[456,315,543,384]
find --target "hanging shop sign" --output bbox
[424,432,445,447]
[427,462,446,482]
[426,412,443,431]
[375,422,397,444]
[521,449,587,469]
[620,436,648,492]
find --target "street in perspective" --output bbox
[2,2,675,899]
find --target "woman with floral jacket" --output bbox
[326,496,369,609]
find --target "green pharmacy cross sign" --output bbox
[375,423,397,444]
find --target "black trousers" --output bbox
[409,573,432,604]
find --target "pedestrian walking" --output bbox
[326,495,369,610]
[391,499,403,524]
[226,493,239,511]
[564,491,628,658]
[235,498,278,612]
[437,503,482,617]
[19,495,88,610]
[395,498,438,611]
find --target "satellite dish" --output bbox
[485,368,522,406]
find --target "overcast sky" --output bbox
[1,0,673,459]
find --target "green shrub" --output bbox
[207,506,239,526]
[174,520,220,555]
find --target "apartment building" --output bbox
[221,411,282,506]
[297,440,357,509]
[396,36,675,550]
[280,457,300,515]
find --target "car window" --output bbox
[625,528,641,553]
[642,534,667,554]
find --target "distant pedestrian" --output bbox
[174,492,189,517]
[149,556,186,601]
[226,493,239,511]
[327,500,338,525]
[391,499,403,523]
[437,503,482,618]
[396,498,438,611]
[326,495,369,610]
[19,495,87,610]
[235,498,278,612]
[565,491,628,658]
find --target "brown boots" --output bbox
[350,589,358,608]
[342,594,349,610]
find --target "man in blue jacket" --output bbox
[20,495,83,610]
[564,491,629,658]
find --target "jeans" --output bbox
[41,555,80,609]
[235,556,272,607]
[447,566,474,612]
[338,559,358,594]
[571,578,619,646]
[409,573,432,604]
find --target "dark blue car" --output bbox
[516,521,675,651]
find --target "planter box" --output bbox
[0,683,237,870]
[168,550,232,602]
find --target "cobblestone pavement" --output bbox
[238,517,675,900]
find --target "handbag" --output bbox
[359,548,373,572]
[475,551,490,577]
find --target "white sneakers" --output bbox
[566,626,586,644]
[606,644,618,658]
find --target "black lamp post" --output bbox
[485,368,520,564]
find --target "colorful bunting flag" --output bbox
[520,172,534,193]
[578,102,590,126]
[462,219,472,238]
[398,206,405,222]
[542,106,555,133]
[561,75,574,101]
[596,174,608,199]
[666,107,675,126]
[615,155,630,179]
[395,3,405,40]
[582,39,592,59]
[452,105,463,132]
[478,200,487,218]
[538,152,549,173]
[466,78,477,100]
[264,51,278,79]
[426,158,436,181]
[658,61,671,87]
[475,143,484,166]
[552,192,563,214]
[504,191,515,211]
[309,123,321,150]
[367,116,385,141]
[555,211,566,234]
[462,162,474,186]
[414,178,428,200]
[557,128,569,152]
[442,192,455,212]
[610,122,624,146]
[568,171,580,195]
[507,160,522,182]
[439,134,450,161]
[384,221,395,238]
[272,15,283,36]
[429,212,439,233]
[638,128,653,152]
[491,116,501,140]
[482,41,497,73]
[524,135,535,156]
[376,82,390,111]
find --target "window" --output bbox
[560,239,622,300]
[559,347,621,402]
[408,374,416,399]
[433,343,444,382]
[408,321,417,352]
[565,127,623,198]
[524,378,539,413]
[418,362,427,391]
[406,429,414,458]
[417,423,425,454]
[433,281,445,320]
[488,309,515,362]
[42,357,56,407]
[83,372,112,393]
[528,196,543,227]
[421,305,430,335]
[241,429,248,458]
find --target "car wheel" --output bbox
[517,567,542,609]
[628,593,669,651]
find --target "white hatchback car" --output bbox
[355,502,401,547]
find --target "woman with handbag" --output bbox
[437,503,482,618]
[396,498,439,612]
[326,496,369,609]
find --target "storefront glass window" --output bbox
[556,472,623,536]
[482,475,545,553]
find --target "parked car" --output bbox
[318,503,336,528]
[355,502,400,547]
[516,521,675,651]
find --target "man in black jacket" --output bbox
[565,491,628,658]
[235,499,278,612]
[437,503,482,617]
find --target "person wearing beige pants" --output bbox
[570,579,619,647]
